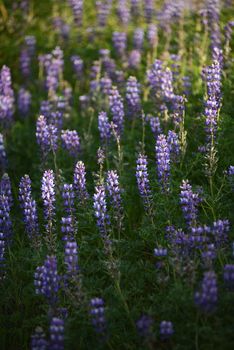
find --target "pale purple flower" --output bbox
[155,134,170,192]
[61,129,80,157]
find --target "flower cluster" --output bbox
[90,297,107,336]
[126,76,141,117]
[155,134,170,192]
[74,161,89,201]
[0,65,15,127]
[61,129,80,157]
[179,180,200,228]
[194,270,217,313]
[109,86,124,137]
[36,115,58,157]
[93,185,109,234]
[19,175,39,239]
[34,255,60,306]
[136,153,152,211]
[98,111,111,143]
[17,88,31,115]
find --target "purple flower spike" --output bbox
[0,65,15,127]
[109,86,124,137]
[17,88,31,115]
[61,183,75,214]
[98,111,111,143]
[19,175,39,239]
[93,185,109,234]
[155,134,170,192]
[71,55,83,78]
[223,264,234,291]
[36,115,58,158]
[49,317,64,350]
[61,129,80,157]
[136,315,153,338]
[126,76,141,117]
[69,0,83,26]
[180,180,200,229]
[0,133,7,170]
[74,161,89,201]
[106,170,122,213]
[133,28,144,50]
[41,170,56,241]
[34,255,59,306]
[90,297,107,336]
[136,153,152,212]
[160,321,174,339]
[195,270,217,313]
[147,115,162,138]
[112,32,127,58]
[0,193,13,245]
[31,327,48,350]
[64,240,79,276]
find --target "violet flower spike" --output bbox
[155,134,170,192]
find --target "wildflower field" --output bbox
[0,0,234,349]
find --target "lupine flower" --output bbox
[112,32,127,58]
[36,115,58,157]
[31,327,48,350]
[61,183,75,214]
[0,194,13,245]
[128,50,141,69]
[136,153,152,211]
[61,216,75,241]
[154,247,168,257]
[34,255,59,305]
[126,76,141,117]
[24,35,36,57]
[106,170,122,214]
[136,314,153,338]
[117,0,130,25]
[160,321,174,339]
[0,133,7,170]
[155,134,170,192]
[144,0,154,23]
[147,115,162,138]
[49,317,64,350]
[206,0,221,50]
[133,28,144,50]
[64,240,79,276]
[41,170,56,235]
[90,297,107,336]
[96,1,112,27]
[74,161,89,201]
[17,87,31,115]
[100,76,112,95]
[98,111,111,143]
[201,244,216,268]
[212,219,230,246]
[147,24,157,48]
[69,0,83,26]
[223,264,234,291]
[130,0,141,17]
[0,232,6,281]
[194,270,217,313]
[0,65,15,126]
[19,48,31,78]
[71,55,84,78]
[44,47,64,94]
[61,130,80,157]
[93,185,109,234]
[0,173,13,207]
[19,175,39,239]
[179,180,200,228]
[109,86,124,137]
